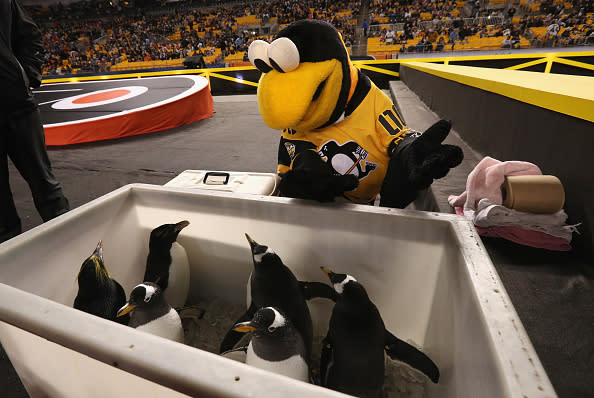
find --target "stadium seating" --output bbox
[33,0,594,75]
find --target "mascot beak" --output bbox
[257,59,343,131]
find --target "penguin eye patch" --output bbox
[268,37,300,73]
[268,326,277,333]
[248,40,273,73]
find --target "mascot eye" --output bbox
[248,40,273,73]
[268,37,300,73]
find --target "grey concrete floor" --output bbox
[10,95,280,234]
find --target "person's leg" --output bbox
[7,108,69,223]
[0,113,22,242]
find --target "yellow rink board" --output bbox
[402,61,594,123]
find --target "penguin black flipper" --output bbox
[319,334,334,387]
[384,330,440,383]
[221,341,249,356]
[299,281,337,302]
[219,302,257,353]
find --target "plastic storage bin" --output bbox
[0,184,556,397]
[164,170,280,196]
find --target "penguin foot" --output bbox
[177,305,206,330]
[309,369,321,385]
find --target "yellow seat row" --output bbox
[224,52,246,63]
[236,15,261,25]
[111,58,185,71]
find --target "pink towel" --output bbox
[454,206,571,251]
[448,156,542,217]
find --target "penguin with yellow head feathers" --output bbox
[249,19,463,207]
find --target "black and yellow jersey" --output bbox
[278,73,409,204]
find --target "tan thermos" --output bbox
[502,175,565,214]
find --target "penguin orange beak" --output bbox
[116,303,136,317]
[233,321,256,333]
[174,220,190,232]
[245,233,256,248]
[320,266,333,279]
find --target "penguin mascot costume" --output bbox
[248,19,463,207]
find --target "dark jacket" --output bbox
[0,0,45,113]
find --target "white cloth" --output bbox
[473,199,578,241]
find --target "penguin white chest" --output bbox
[164,242,190,308]
[137,308,184,343]
[246,343,309,382]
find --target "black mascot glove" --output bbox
[380,120,463,208]
[279,150,359,202]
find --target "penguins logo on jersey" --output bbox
[319,140,377,180]
[284,142,297,161]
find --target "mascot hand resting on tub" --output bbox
[248,20,463,208]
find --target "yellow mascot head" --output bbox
[248,19,358,132]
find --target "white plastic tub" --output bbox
[0,184,556,397]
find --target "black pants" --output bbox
[0,108,69,241]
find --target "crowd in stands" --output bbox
[25,0,593,76]
[31,0,360,75]
[26,0,249,22]
[366,0,593,54]
[368,0,462,24]
[519,0,594,47]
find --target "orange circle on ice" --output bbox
[72,89,131,104]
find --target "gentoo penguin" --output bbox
[143,220,190,309]
[73,240,128,325]
[320,267,439,398]
[117,282,184,343]
[233,306,309,382]
[220,234,334,360]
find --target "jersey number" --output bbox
[378,105,405,136]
